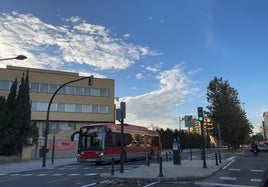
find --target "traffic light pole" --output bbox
[200,120,207,168]
[197,107,206,168]
[42,76,93,167]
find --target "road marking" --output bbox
[220,176,236,181]
[68,173,80,176]
[84,173,98,176]
[36,174,48,176]
[229,168,240,171]
[222,159,236,170]
[251,169,264,172]
[142,181,160,187]
[52,173,64,176]
[195,181,259,187]
[9,174,20,176]
[80,183,97,187]
[21,174,34,176]
[251,179,262,182]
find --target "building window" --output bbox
[40,84,49,93]
[58,103,65,112]
[75,87,83,95]
[30,83,39,92]
[49,84,58,93]
[66,86,75,94]
[75,104,82,112]
[0,81,10,90]
[31,102,109,114]
[91,88,100,96]
[65,104,75,112]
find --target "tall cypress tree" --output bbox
[5,79,18,155]
[15,70,36,155]
[0,96,7,155]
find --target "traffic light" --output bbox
[88,75,94,86]
[197,107,204,122]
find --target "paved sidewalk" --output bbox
[0,153,233,181]
[100,157,231,181]
[0,158,77,174]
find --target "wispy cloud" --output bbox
[0,12,159,73]
[122,64,197,128]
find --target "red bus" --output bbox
[71,123,161,164]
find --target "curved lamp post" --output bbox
[0,55,27,61]
[42,75,94,167]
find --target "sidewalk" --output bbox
[100,156,231,181]
[0,154,232,181]
[0,158,77,174]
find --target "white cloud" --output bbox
[0,12,159,72]
[122,64,198,129]
[135,73,143,79]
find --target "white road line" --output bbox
[9,174,20,176]
[195,181,259,187]
[251,169,264,172]
[21,174,34,176]
[80,183,97,187]
[68,173,80,176]
[36,174,48,176]
[222,159,236,170]
[251,179,262,182]
[220,176,236,181]
[84,173,98,176]
[142,181,160,187]
[229,168,240,171]
[52,173,64,176]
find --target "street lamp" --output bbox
[42,75,94,167]
[0,55,27,61]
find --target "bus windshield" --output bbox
[79,126,106,150]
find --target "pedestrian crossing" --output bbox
[0,165,140,177]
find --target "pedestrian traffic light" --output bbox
[197,107,204,122]
[88,75,94,86]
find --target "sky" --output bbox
[0,0,267,132]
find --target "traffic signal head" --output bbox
[88,75,94,86]
[197,107,204,122]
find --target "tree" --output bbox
[5,78,18,155]
[0,71,39,156]
[15,70,38,156]
[206,77,253,149]
[0,96,7,154]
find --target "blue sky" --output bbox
[0,0,267,132]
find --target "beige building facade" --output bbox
[0,66,115,159]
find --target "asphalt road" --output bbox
[1,150,267,187]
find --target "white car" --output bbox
[257,144,268,152]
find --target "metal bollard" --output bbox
[219,151,222,164]
[169,152,172,161]
[215,153,218,165]
[111,157,115,175]
[146,154,150,166]
[159,156,163,177]
[166,152,168,162]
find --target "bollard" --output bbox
[169,152,172,161]
[146,154,150,166]
[111,157,115,175]
[166,152,168,162]
[219,151,222,164]
[215,153,218,166]
[159,156,163,177]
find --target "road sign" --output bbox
[185,115,193,127]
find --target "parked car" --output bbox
[257,144,268,152]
